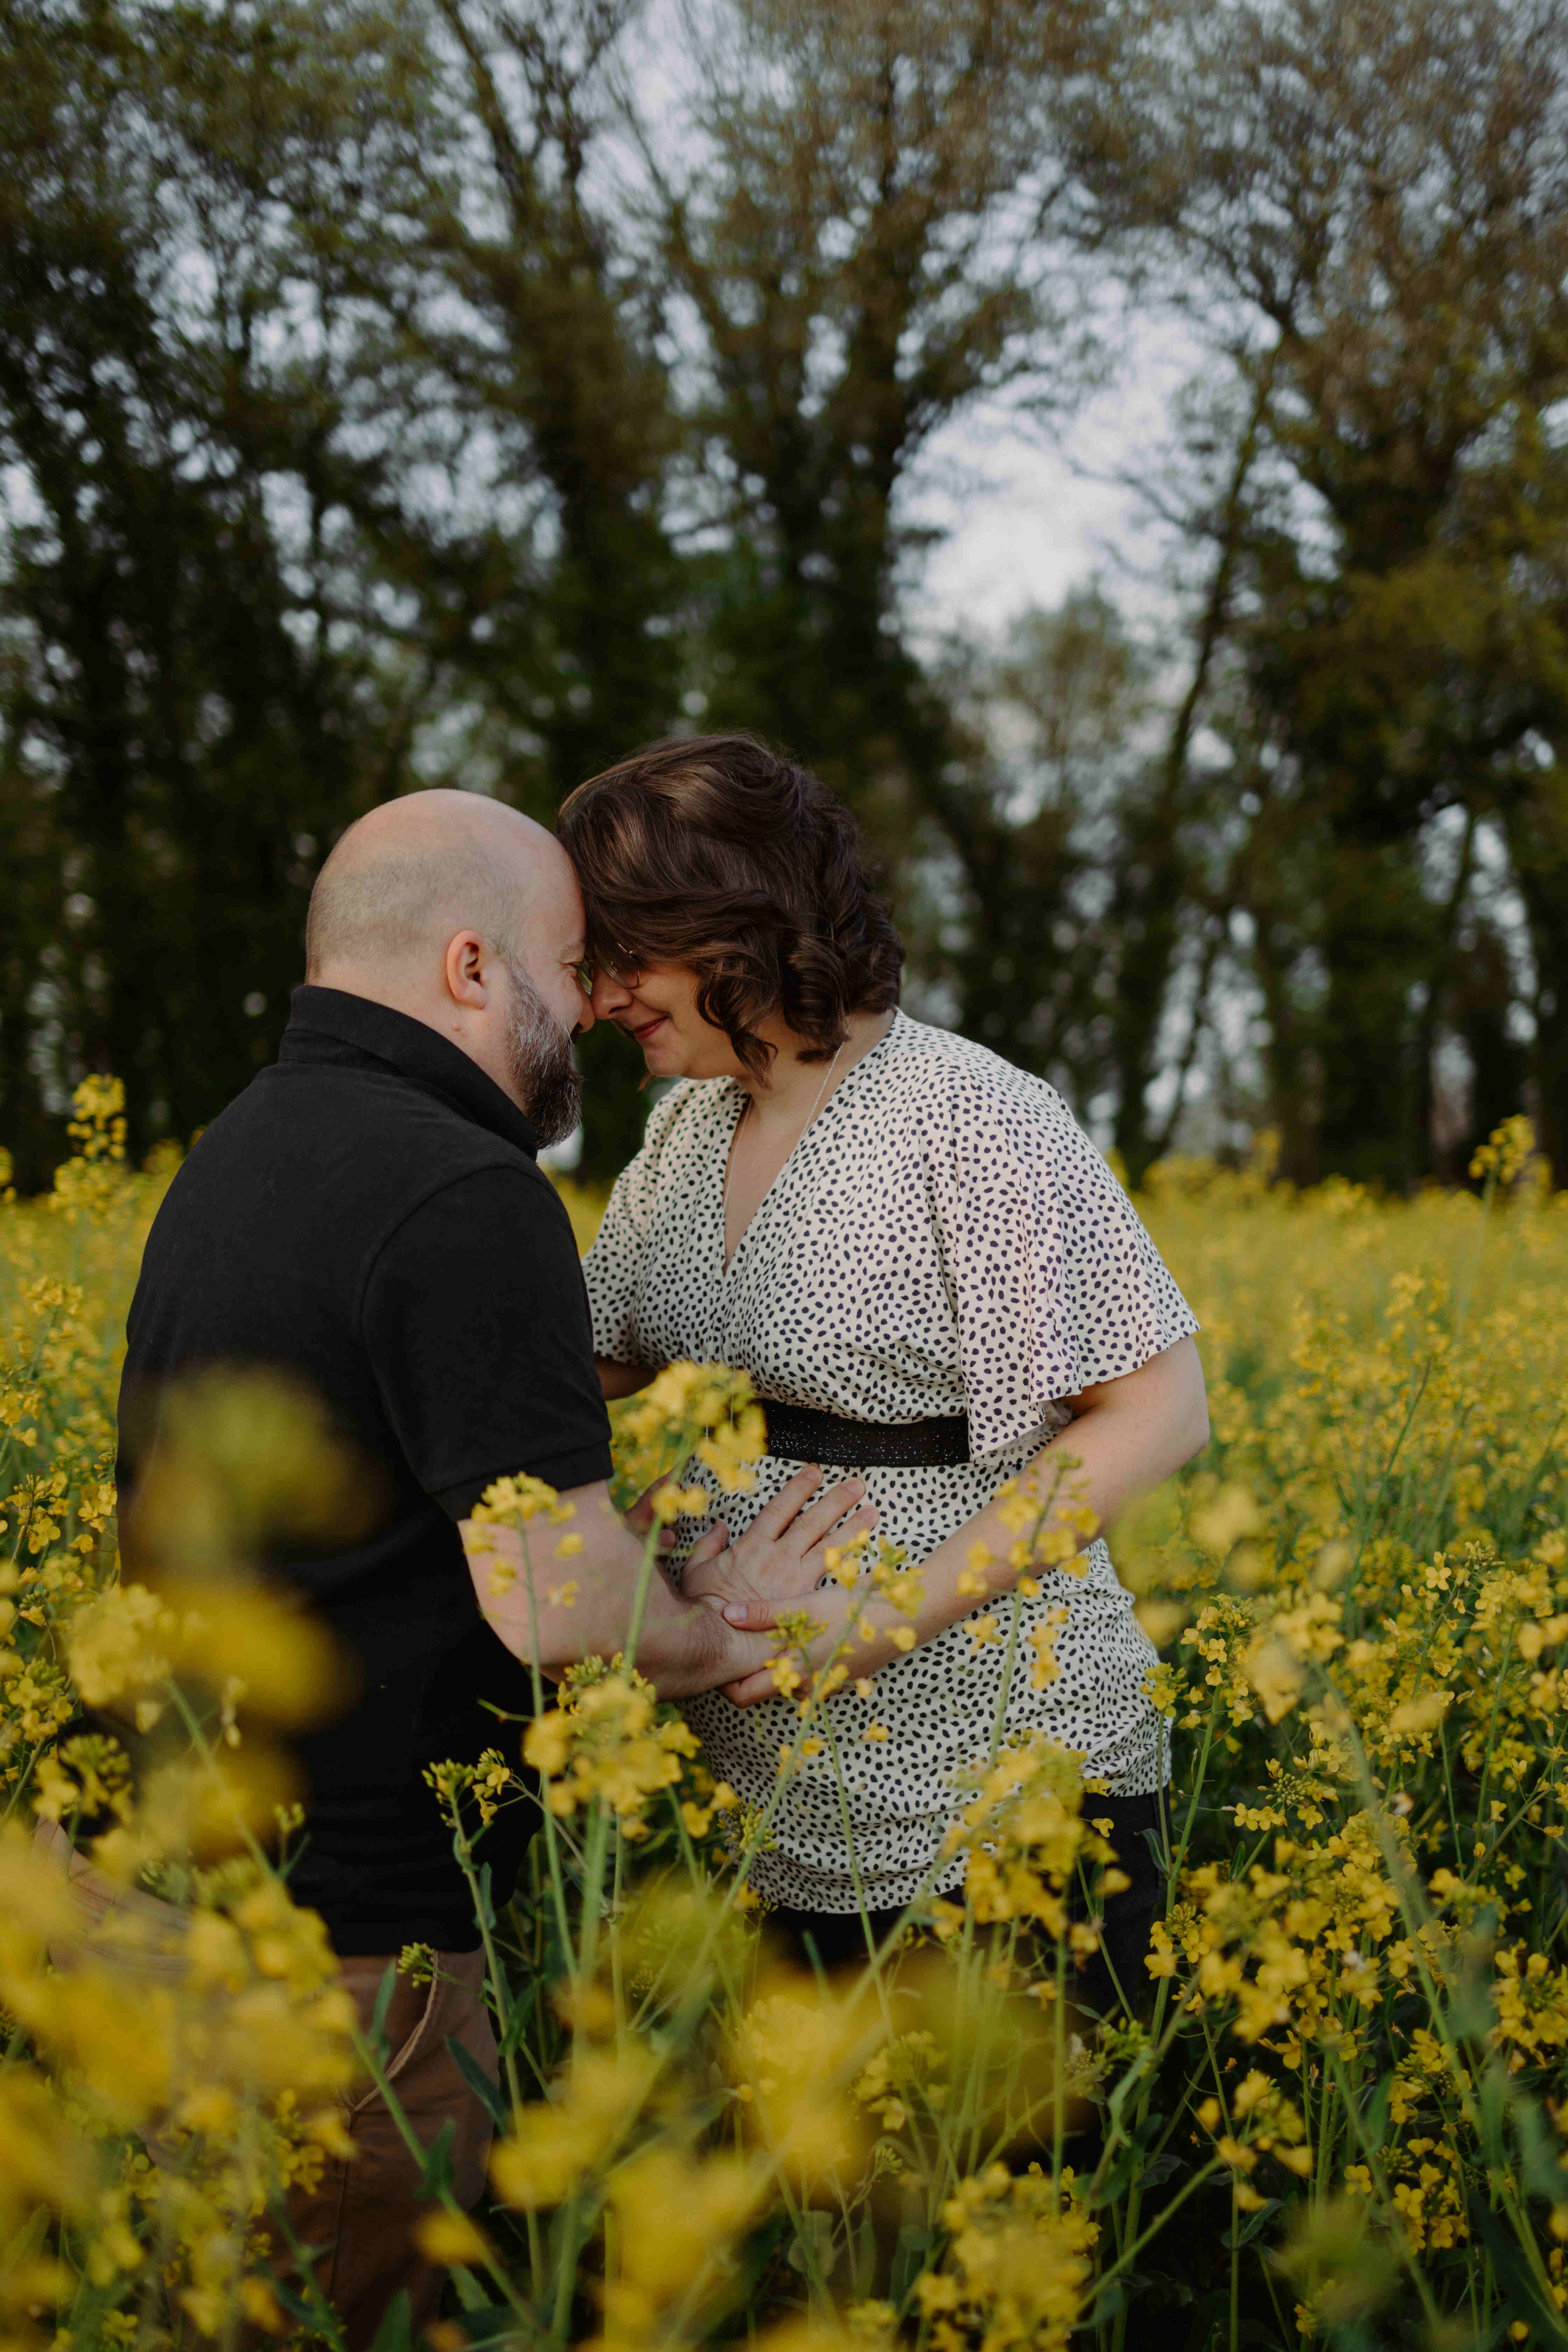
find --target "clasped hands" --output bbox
[640,1465,884,1707]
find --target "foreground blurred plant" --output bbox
[3,1102,1568,2347]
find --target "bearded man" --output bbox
[100,790,839,2344]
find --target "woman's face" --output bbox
[588,958,747,1082]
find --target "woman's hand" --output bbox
[710,1333,1212,1706]
[714,1577,910,1706]
[681,1465,877,1617]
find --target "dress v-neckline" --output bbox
[717,1089,812,1279]
[716,1013,901,1278]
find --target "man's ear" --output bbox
[443,931,491,1008]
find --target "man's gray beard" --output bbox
[503,963,581,1147]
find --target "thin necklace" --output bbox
[721,1038,845,1266]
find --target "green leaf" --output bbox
[420,2118,458,2200]
[889,2218,932,2304]
[1361,2071,1393,2149]
[370,1959,401,2053]
[367,2290,412,2352]
[447,2264,491,2314]
[1220,2196,1282,2250]
[1479,2060,1512,2172]
[1516,2094,1568,2204]
[498,1977,540,2060]
[456,2306,525,2345]
[447,2032,508,2131]
[267,2275,339,2337]
[1468,2194,1568,2346]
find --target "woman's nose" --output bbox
[590,967,632,1019]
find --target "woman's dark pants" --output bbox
[766,1787,1171,2018]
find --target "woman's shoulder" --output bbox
[633,1074,736,1166]
[881,1013,1083,1152]
[589,1076,733,1257]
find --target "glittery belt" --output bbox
[760,1400,972,1469]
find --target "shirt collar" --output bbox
[280,985,539,1158]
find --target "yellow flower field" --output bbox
[2,1089,1566,2350]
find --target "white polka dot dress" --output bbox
[583,1011,1197,1913]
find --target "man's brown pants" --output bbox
[37,1824,500,2350]
[292,1946,499,2346]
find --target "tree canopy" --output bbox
[4,0,1568,1185]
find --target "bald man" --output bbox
[107,790,840,2345]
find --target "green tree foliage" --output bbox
[927,589,1156,1105]
[646,0,1099,841]
[7,0,1568,1189]
[1089,0,1568,1182]
[415,0,687,806]
[0,0,436,1172]
[410,0,695,1169]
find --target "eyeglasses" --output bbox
[590,949,644,988]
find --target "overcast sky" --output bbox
[903,309,1202,649]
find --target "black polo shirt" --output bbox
[116,985,612,1954]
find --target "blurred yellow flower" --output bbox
[414,2208,493,2268]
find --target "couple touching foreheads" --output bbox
[102,731,1208,2342]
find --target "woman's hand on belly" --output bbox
[682,1465,877,1621]
[714,1575,913,1706]
[714,1336,1210,1704]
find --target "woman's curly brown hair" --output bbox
[557,733,904,1075]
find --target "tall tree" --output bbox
[646,0,1102,859]
[0,0,438,1158]
[1087,0,1568,1182]
[1102,362,1274,1181]
[416,0,686,802]
[1500,747,1568,1180]
[0,656,68,1188]
[401,0,692,1170]
[926,589,1154,1107]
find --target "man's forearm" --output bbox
[460,1498,772,1696]
[462,1498,668,1664]
[596,1354,662,1401]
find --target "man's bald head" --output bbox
[305,790,572,983]
[303,789,592,1140]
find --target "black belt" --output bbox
[761,1399,971,1469]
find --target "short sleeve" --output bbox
[581,1082,695,1365]
[360,1163,612,1516]
[923,1071,1199,1460]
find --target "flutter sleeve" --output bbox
[580,1080,694,1365]
[923,1065,1199,1460]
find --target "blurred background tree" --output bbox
[1079,0,1568,1184]
[0,0,438,1166]
[4,0,1568,1187]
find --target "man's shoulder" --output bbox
[148,1063,559,1289]
[191,1061,544,1185]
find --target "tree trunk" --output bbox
[1314,818,1435,1189]
[1111,359,1273,1182]
[1500,772,1568,1183]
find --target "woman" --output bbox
[559,734,1208,2002]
